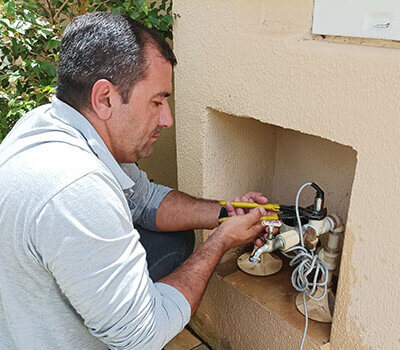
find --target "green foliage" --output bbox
[0,0,173,142]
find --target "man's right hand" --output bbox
[159,206,266,317]
[212,206,266,250]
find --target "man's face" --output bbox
[110,46,173,163]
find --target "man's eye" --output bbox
[153,101,162,107]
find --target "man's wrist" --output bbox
[206,226,229,253]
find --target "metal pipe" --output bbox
[249,238,283,263]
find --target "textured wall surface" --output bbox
[173,0,400,349]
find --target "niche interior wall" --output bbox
[173,0,400,349]
[198,108,357,349]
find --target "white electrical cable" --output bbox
[282,182,329,350]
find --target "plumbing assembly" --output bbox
[220,183,344,350]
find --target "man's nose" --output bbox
[158,102,173,128]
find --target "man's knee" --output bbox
[136,226,195,281]
[147,231,194,281]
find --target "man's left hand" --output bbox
[225,192,268,216]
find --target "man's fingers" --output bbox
[226,202,236,216]
[250,222,265,238]
[245,191,268,204]
[253,237,265,247]
[234,196,245,216]
[228,192,269,217]
[246,206,266,225]
[246,207,267,239]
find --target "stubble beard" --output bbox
[137,143,154,159]
[136,126,162,160]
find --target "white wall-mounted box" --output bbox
[313,0,400,41]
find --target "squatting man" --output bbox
[0,12,272,349]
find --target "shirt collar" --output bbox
[50,96,134,190]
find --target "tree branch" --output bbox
[36,1,52,21]
[93,0,111,12]
[45,0,55,25]
[54,0,69,21]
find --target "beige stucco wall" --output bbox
[173,0,400,349]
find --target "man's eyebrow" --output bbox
[152,91,171,99]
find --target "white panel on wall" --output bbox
[313,0,400,41]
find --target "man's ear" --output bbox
[91,79,117,120]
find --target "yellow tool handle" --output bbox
[218,214,279,224]
[219,201,280,211]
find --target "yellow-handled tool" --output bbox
[219,201,280,212]
[218,200,280,224]
[218,213,279,224]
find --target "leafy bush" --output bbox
[0,0,173,142]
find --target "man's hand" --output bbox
[225,191,275,246]
[225,191,268,216]
[213,206,267,250]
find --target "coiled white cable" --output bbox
[282,182,329,350]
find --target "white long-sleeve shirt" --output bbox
[0,97,190,349]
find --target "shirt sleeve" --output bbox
[32,171,191,350]
[120,163,173,231]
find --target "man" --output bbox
[0,12,269,349]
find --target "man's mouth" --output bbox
[151,128,162,139]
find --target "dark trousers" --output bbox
[136,225,195,282]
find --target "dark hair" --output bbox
[56,12,176,111]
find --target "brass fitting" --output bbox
[304,226,318,251]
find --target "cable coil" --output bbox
[284,246,328,300]
[282,182,329,350]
